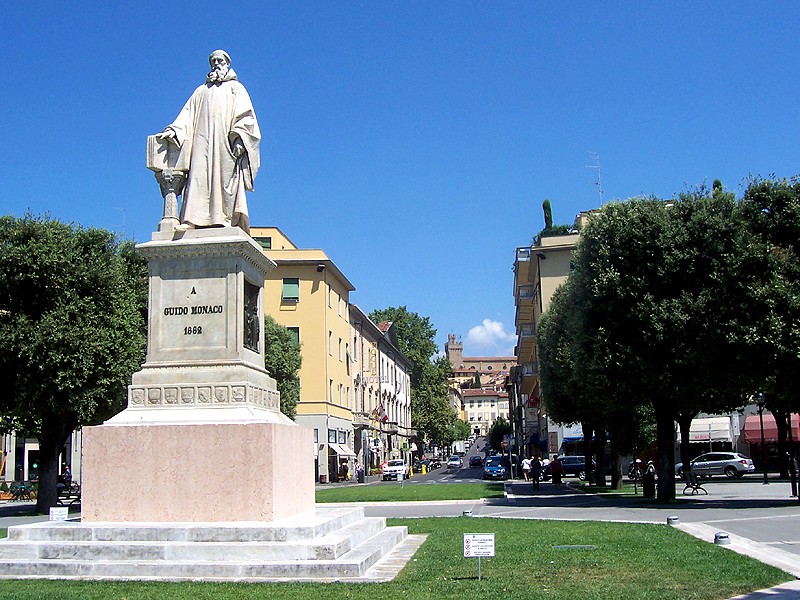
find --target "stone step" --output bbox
[0,517,387,562]
[0,526,409,581]
[7,507,365,544]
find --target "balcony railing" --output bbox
[352,412,372,427]
[518,322,536,338]
[517,284,535,305]
[516,247,531,261]
[521,361,538,377]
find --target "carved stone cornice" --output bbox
[138,228,276,275]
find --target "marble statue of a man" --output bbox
[158,50,260,233]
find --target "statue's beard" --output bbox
[207,65,229,83]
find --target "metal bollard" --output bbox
[714,532,731,545]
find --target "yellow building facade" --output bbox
[251,227,412,482]
[251,227,356,482]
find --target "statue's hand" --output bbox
[157,129,178,145]
[231,138,246,158]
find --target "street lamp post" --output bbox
[755,392,769,485]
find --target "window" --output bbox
[487,365,493,371]
[328,429,336,443]
[313,428,319,443]
[338,430,347,444]
[339,338,343,361]
[253,236,272,249]
[329,379,334,402]
[338,294,342,316]
[338,383,343,404]
[281,278,299,302]
[328,288,332,308]
[287,327,300,345]
[328,331,333,355]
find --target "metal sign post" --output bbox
[464,533,495,581]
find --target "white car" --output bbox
[381,459,410,481]
[447,455,463,469]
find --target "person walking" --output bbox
[530,455,542,491]
[521,457,532,482]
[550,455,564,490]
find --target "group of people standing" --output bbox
[521,454,565,490]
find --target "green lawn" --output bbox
[316,481,505,503]
[0,518,789,599]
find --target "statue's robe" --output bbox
[166,68,260,232]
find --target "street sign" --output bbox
[463,533,495,558]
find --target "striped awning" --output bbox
[743,414,800,444]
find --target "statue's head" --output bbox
[208,49,231,68]
[207,50,231,83]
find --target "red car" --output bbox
[468,455,484,468]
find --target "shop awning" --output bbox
[743,414,800,444]
[562,436,583,444]
[677,417,733,443]
[329,443,356,457]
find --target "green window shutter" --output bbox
[282,278,300,301]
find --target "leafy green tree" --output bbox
[0,215,147,511]
[543,190,759,500]
[263,314,302,419]
[585,195,751,499]
[488,417,513,452]
[738,178,800,474]
[452,418,472,440]
[369,306,454,446]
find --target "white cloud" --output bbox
[465,319,516,353]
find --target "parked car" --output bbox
[676,452,755,479]
[428,458,442,470]
[447,455,463,469]
[482,456,508,480]
[381,459,410,481]
[542,455,595,481]
[468,455,483,468]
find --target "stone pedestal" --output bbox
[81,227,315,522]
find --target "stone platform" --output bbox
[0,507,424,582]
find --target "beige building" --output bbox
[350,306,413,473]
[462,389,510,436]
[513,213,592,456]
[444,334,514,389]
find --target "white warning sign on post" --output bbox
[464,533,495,557]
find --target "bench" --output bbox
[682,470,707,495]
[57,482,81,506]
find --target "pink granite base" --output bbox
[81,422,314,522]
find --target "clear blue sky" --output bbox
[3,3,799,358]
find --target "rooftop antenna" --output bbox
[113,207,126,238]
[586,152,604,205]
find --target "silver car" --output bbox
[676,452,755,479]
[447,455,463,469]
